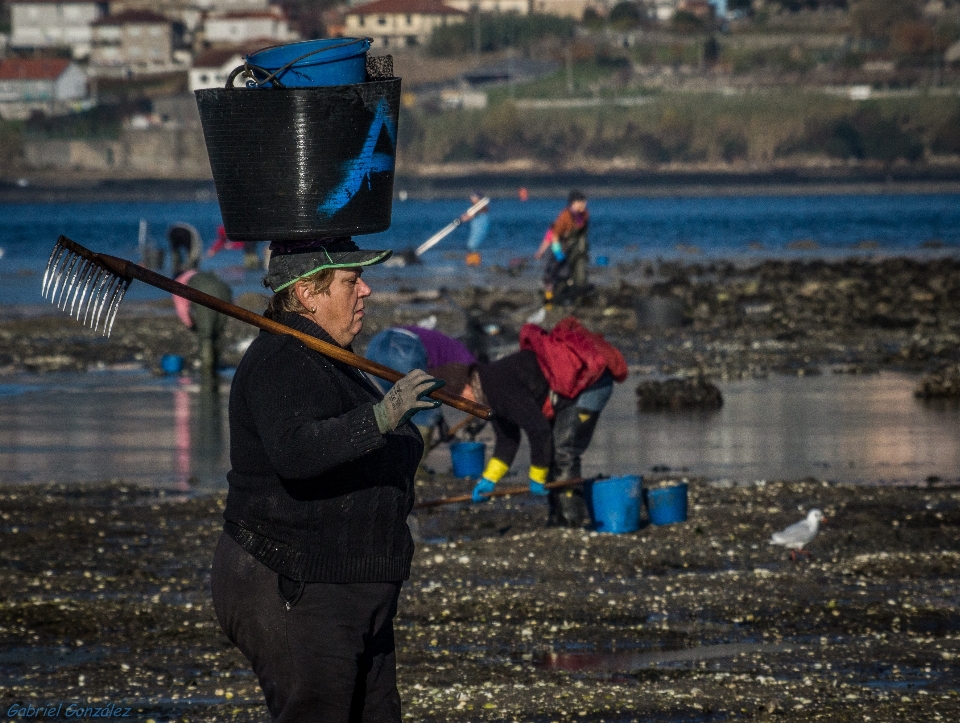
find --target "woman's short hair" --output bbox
[264,267,336,319]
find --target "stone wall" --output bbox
[23,126,212,178]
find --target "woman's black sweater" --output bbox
[223,311,422,583]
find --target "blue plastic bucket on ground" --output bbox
[246,38,370,87]
[160,354,184,375]
[450,441,485,479]
[588,475,642,534]
[645,482,688,526]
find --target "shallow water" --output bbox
[1,193,958,307]
[0,369,956,489]
[578,371,960,486]
[0,371,230,490]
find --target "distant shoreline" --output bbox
[2,166,960,203]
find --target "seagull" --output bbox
[769,509,826,561]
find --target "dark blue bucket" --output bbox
[450,441,485,479]
[644,482,688,526]
[245,38,370,87]
[587,475,642,534]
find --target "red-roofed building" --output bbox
[344,0,466,49]
[202,6,297,47]
[90,10,176,77]
[0,57,89,119]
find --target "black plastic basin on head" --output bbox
[195,77,401,241]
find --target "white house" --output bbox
[344,0,467,49]
[0,57,88,119]
[444,0,528,13]
[202,7,298,46]
[9,0,108,58]
[90,10,175,77]
[529,0,603,19]
[189,44,277,90]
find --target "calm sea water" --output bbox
[1,192,958,306]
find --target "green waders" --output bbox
[186,271,232,379]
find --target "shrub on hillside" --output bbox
[0,121,23,170]
[850,0,920,42]
[427,14,575,56]
[671,10,706,34]
[779,107,923,163]
[609,1,643,30]
[931,108,960,155]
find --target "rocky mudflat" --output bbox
[2,478,960,721]
[2,254,960,721]
[2,257,958,391]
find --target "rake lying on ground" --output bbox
[41,235,492,420]
[413,477,592,509]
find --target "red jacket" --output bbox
[519,316,628,407]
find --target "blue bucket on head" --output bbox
[644,482,688,526]
[450,441,485,479]
[160,354,184,375]
[587,475,642,534]
[245,37,371,87]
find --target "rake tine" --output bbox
[41,243,66,297]
[48,249,78,305]
[100,275,126,336]
[57,257,82,310]
[61,258,90,311]
[68,260,94,317]
[54,252,83,308]
[92,275,121,333]
[104,277,131,337]
[79,268,105,326]
[46,245,73,300]
[90,271,116,328]
[76,263,103,322]
[87,271,114,329]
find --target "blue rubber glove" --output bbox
[529,479,549,496]
[551,241,566,262]
[472,478,496,503]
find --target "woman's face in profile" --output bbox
[309,268,371,347]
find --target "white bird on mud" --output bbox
[769,509,826,561]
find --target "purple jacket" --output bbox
[400,326,476,368]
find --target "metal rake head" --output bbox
[41,236,132,337]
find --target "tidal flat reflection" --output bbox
[583,371,960,485]
[0,370,956,489]
[0,371,229,490]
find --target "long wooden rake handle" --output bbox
[414,477,589,509]
[46,236,492,420]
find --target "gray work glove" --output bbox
[373,369,445,433]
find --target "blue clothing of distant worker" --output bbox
[463,192,490,252]
[365,326,477,457]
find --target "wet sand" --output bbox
[2,478,960,721]
[2,256,960,720]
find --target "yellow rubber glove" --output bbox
[481,457,510,483]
